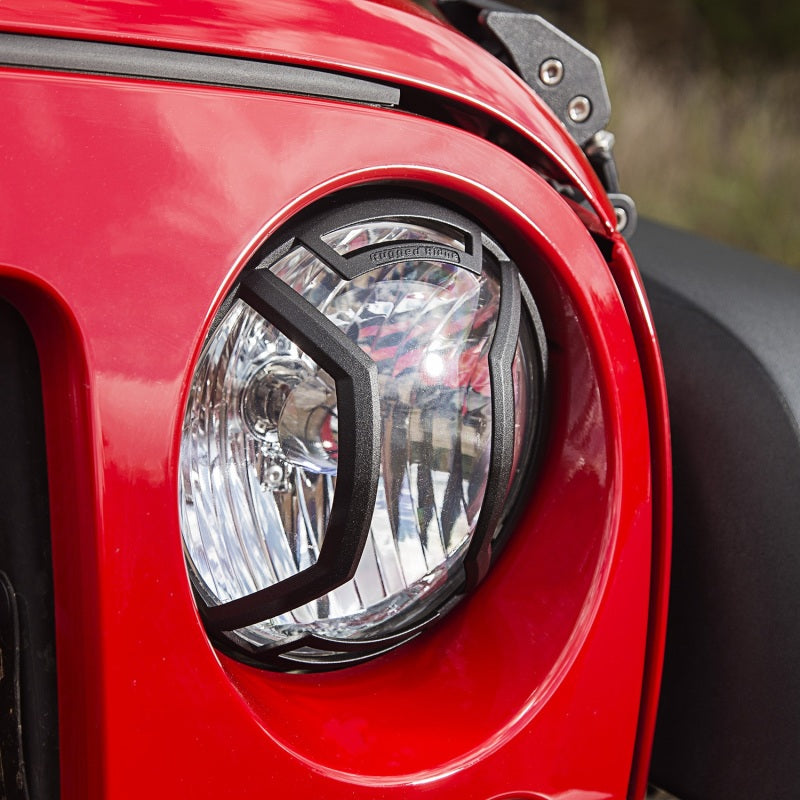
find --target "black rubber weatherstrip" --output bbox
[0,32,400,106]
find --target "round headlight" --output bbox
[179,195,546,668]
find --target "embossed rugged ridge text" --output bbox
[368,244,461,265]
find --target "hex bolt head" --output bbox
[567,95,592,123]
[538,58,564,86]
[614,206,629,232]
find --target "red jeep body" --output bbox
[0,2,670,798]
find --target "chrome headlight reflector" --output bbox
[179,196,546,668]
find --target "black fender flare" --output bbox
[633,220,800,800]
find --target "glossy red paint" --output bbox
[0,0,617,233]
[607,241,672,800]
[0,2,670,798]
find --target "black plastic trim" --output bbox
[632,220,800,800]
[0,32,400,106]
[0,574,29,800]
[0,300,58,800]
[200,269,381,632]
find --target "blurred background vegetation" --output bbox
[420,0,800,269]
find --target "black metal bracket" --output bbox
[436,1,610,143]
[484,11,611,145]
[435,1,637,238]
[584,130,638,237]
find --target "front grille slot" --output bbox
[0,299,58,800]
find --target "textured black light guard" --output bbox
[220,597,462,671]
[198,194,547,669]
[464,260,521,588]
[488,277,550,569]
[199,269,381,633]
[290,194,486,279]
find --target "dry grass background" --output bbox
[415,1,800,270]
[596,29,800,269]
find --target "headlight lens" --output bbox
[179,196,546,668]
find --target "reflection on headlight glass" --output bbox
[179,218,526,655]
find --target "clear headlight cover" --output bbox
[179,197,545,668]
